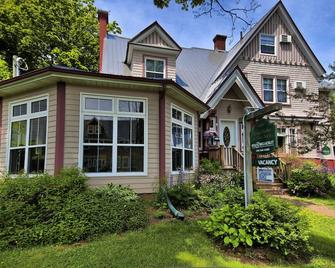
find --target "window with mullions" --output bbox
[81,96,146,175]
[145,58,165,79]
[9,98,48,174]
[262,77,288,104]
[171,107,194,172]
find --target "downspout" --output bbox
[159,83,166,184]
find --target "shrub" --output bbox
[286,163,333,196]
[198,159,222,175]
[0,169,148,250]
[199,192,311,258]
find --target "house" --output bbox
[0,1,331,193]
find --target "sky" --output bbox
[95,0,335,72]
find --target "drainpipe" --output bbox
[159,83,166,184]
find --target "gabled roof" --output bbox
[125,21,181,64]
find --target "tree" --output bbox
[0,0,121,79]
[154,0,260,35]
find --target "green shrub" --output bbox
[0,169,148,250]
[199,192,311,258]
[286,163,332,196]
[198,159,222,175]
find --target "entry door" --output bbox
[220,120,237,148]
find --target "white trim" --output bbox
[259,33,277,56]
[7,94,49,174]
[170,104,195,174]
[219,119,239,148]
[78,93,148,177]
[144,56,166,79]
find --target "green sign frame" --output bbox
[321,145,331,156]
[250,119,277,154]
[252,157,279,167]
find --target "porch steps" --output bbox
[255,181,288,195]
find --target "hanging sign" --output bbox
[321,145,331,156]
[250,119,277,154]
[252,157,279,167]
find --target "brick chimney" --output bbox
[213,34,227,51]
[98,10,109,72]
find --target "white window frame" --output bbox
[144,57,166,79]
[262,76,290,105]
[79,93,148,177]
[171,104,195,174]
[7,95,49,174]
[259,33,276,56]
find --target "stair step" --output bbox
[256,182,283,187]
[262,188,289,195]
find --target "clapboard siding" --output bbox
[64,85,160,193]
[0,86,57,175]
[165,94,199,182]
[241,10,308,65]
[131,50,176,81]
[238,59,320,117]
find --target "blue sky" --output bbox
[95,0,335,71]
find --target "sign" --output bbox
[250,119,277,154]
[257,167,274,182]
[321,145,331,156]
[252,157,279,167]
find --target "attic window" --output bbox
[260,34,275,55]
[145,58,165,79]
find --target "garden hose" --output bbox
[164,188,185,221]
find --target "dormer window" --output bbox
[260,34,275,55]
[145,57,165,79]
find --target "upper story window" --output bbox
[80,95,147,176]
[171,106,194,172]
[263,77,289,104]
[145,58,165,79]
[260,34,275,55]
[9,97,48,174]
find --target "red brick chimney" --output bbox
[98,10,109,72]
[213,34,227,51]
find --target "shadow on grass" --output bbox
[310,233,335,260]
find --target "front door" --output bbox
[220,120,237,148]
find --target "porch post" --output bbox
[159,87,166,184]
[54,81,66,175]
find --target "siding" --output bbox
[238,59,320,117]
[165,94,199,184]
[131,50,176,81]
[139,31,171,48]
[0,86,57,175]
[64,85,160,193]
[241,10,308,65]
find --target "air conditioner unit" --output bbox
[294,81,306,90]
[280,34,292,43]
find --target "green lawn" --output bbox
[295,195,335,210]
[1,209,334,268]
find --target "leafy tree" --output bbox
[0,0,121,79]
[154,0,260,34]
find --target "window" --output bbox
[8,98,48,174]
[262,77,289,104]
[260,34,275,55]
[145,58,165,79]
[171,107,194,172]
[80,95,146,175]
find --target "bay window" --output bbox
[80,95,146,175]
[8,97,48,174]
[171,106,194,172]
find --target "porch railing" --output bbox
[208,146,243,172]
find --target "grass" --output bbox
[295,195,335,210]
[0,209,334,268]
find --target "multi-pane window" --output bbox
[262,77,289,104]
[9,98,48,174]
[171,107,194,172]
[81,96,146,175]
[260,34,275,55]
[145,58,165,79]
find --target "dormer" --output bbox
[125,22,181,80]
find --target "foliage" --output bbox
[198,158,222,175]
[0,169,148,250]
[0,0,121,78]
[0,55,10,80]
[200,192,311,258]
[286,163,334,196]
[153,209,166,219]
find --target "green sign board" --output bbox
[321,145,331,156]
[252,157,279,167]
[250,119,277,154]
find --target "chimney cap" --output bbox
[213,34,227,43]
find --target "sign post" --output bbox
[243,103,282,207]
